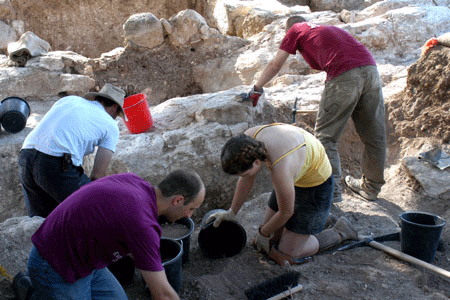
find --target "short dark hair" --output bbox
[286,16,307,31]
[221,134,268,175]
[158,169,204,205]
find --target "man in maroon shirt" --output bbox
[23,170,205,300]
[246,16,386,203]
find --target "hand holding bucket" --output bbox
[123,94,153,134]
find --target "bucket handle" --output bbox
[124,98,147,110]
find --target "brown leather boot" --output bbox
[314,216,359,252]
[324,213,337,229]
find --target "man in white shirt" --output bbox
[18,83,125,217]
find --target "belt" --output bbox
[23,149,73,172]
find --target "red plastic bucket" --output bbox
[123,94,152,134]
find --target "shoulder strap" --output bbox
[252,123,284,139]
[272,143,306,167]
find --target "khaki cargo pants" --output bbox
[315,65,386,194]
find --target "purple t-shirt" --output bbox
[31,173,163,283]
[280,22,376,81]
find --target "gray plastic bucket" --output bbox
[400,211,446,263]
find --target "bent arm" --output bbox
[254,49,290,90]
[140,269,179,300]
[260,165,296,237]
[90,146,113,180]
[230,175,256,215]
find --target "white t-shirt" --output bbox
[22,96,119,166]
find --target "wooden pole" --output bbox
[368,240,450,280]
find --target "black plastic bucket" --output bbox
[160,238,183,292]
[400,211,446,263]
[198,209,247,258]
[0,96,30,133]
[159,216,194,264]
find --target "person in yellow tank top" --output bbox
[207,123,360,265]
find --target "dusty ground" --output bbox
[2,45,450,300]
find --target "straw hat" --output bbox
[85,83,127,121]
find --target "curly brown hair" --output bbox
[221,134,268,175]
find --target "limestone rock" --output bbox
[123,13,164,50]
[209,0,310,38]
[354,0,450,23]
[0,51,94,101]
[0,66,94,101]
[0,216,44,278]
[340,9,357,24]
[7,32,51,57]
[167,9,209,47]
[235,8,278,39]
[402,156,450,198]
[310,0,379,13]
[341,5,450,56]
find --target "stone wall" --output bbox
[1,0,207,58]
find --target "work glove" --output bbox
[253,226,274,255]
[205,209,236,228]
[243,86,264,107]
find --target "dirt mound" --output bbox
[4,0,207,58]
[388,46,450,142]
[92,45,204,105]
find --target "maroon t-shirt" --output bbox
[280,22,376,81]
[31,173,163,283]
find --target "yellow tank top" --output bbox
[252,123,332,188]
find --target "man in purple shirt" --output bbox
[26,170,205,300]
[245,16,386,203]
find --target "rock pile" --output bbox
[389,46,450,143]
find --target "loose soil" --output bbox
[1,46,450,300]
[161,223,192,239]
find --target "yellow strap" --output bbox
[272,142,306,167]
[252,123,306,167]
[0,265,12,281]
[252,123,283,139]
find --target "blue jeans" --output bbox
[18,149,91,217]
[28,246,128,300]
